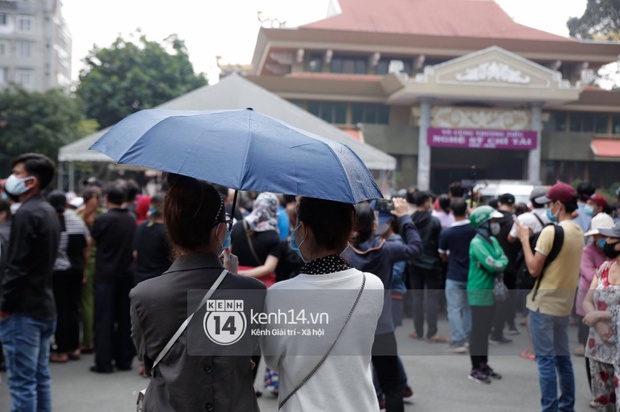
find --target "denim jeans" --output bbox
[445,279,471,344]
[529,310,574,412]
[0,313,56,412]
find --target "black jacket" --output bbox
[91,208,136,282]
[496,210,521,275]
[409,210,442,270]
[0,195,60,319]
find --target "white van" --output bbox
[474,180,535,206]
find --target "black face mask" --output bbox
[603,241,620,259]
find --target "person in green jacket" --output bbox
[467,205,508,384]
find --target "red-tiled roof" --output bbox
[302,0,575,43]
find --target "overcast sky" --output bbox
[61,0,588,84]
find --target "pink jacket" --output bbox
[576,243,610,316]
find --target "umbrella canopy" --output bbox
[89,108,383,204]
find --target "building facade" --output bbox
[0,0,71,92]
[248,0,620,192]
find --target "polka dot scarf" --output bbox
[302,254,350,275]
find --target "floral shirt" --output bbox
[586,261,620,365]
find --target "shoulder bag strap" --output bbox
[243,220,263,266]
[278,273,367,410]
[532,212,544,227]
[531,225,564,302]
[151,269,228,370]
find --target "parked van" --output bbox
[474,180,535,206]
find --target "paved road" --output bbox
[0,315,593,411]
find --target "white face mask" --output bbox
[4,174,34,196]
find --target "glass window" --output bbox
[331,55,368,74]
[306,101,348,124]
[334,103,347,124]
[613,114,620,134]
[351,103,390,125]
[16,40,32,58]
[594,113,609,134]
[307,54,322,73]
[0,13,8,26]
[545,111,566,132]
[376,61,389,75]
[0,40,8,57]
[15,69,34,89]
[16,15,34,33]
[330,58,343,73]
[0,68,7,86]
[570,112,610,133]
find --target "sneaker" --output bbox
[468,369,491,384]
[445,342,467,354]
[489,336,512,345]
[507,327,520,336]
[402,386,415,403]
[481,365,502,379]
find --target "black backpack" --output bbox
[515,220,564,298]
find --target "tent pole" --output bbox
[57,162,64,191]
[68,162,75,193]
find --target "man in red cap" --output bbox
[515,181,584,412]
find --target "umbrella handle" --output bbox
[230,189,239,229]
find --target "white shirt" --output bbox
[261,268,384,412]
[509,208,549,238]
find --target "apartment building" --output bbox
[0,0,71,91]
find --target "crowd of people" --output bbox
[1,152,620,411]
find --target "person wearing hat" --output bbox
[574,213,614,406]
[575,182,596,234]
[466,205,507,384]
[585,194,611,219]
[515,181,585,412]
[508,187,551,360]
[582,220,620,410]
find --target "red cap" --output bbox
[535,182,577,204]
[589,194,609,209]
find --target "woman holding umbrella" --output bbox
[129,174,266,411]
[261,197,385,411]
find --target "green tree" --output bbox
[76,32,207,128]
[567,0,620,40]
[0,86,85,175]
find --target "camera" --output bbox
[374,198,394,212]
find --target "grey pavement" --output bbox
[0,314,593,411]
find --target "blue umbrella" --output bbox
[89,108,382,204]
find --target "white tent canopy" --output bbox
[58,74,396,172]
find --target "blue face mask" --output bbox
[597,238,607,249]
[584,205,594,217]
[218,228,231,256]
[546,204,558,223]
[148,207,157,215]
[290,223,306,263]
